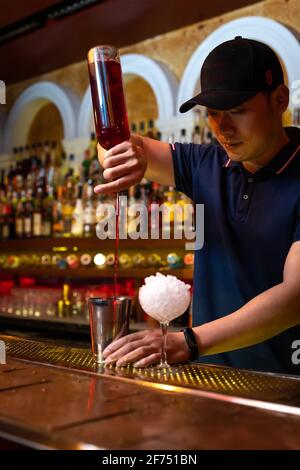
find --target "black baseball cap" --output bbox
[179,36,284,113]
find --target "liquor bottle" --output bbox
[87,45,130,150]
[88,132,101,180]
[23,189,33,238]
[15,193,25,239]
[2,196,14,240]
[119,252,132,268]
[174,192,193,233]
[52,142,64,188]
[180,128,188,144]
[82,149,91,182]
[32,187,43,237]
[149,182,163,234]
[147,252,163,268]
[202,110,213,144]
[146,119,156,139]
[71,183,84,237]
[57,283,71,318]
[52,186,64,237]
[132,252,147,268]
[83,179,95,237]
[127,186,136,237]
[42,186,53,237]
[139,121,145,136]
[62,176,75,237]
[162,186,176,235]
[166,252,183,268]
[192,125,201,144]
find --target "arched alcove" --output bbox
[27,102,64,146]
[78,54,178,138]
[177,17,300,115]
[4,81,80,152]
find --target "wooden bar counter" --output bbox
[1,333,300,450]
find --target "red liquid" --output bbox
[89,57,129,301]
[114,194,120,300]
[89,59,130,150]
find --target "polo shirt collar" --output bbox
[223,127,300,176]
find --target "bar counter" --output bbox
[1,333,300,450]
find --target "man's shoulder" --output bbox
[173,142,228,167]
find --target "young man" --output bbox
[94,37,300,374]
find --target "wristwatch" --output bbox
[182,327,199,361]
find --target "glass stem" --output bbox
[160,321,169,366]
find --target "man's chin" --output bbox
[224,144,245,159]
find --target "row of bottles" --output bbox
[0,249,194,270]
[0,133,195,239]
[0,116,214,241]
[0,180,194,240]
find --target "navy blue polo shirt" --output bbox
[171,127,300,374]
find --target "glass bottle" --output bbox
[57,283,71,318]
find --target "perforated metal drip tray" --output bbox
[3,334,300,409]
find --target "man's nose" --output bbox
[218,113,235,134]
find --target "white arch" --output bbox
[4,81,80,152]
[78,53,178,138]
[177,17,300,114]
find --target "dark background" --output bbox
[0,0,260,84]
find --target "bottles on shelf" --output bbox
[0,247,194,271]
[0,122,203,242]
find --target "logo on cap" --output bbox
[266,70,273,86]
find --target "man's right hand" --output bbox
[94,134,147,194]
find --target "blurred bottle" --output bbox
[57,283,71,318]
[180,128,188,144]
[83,179,95,237]
[62,177,74,237]
[52,186,64,237]
[119,252,132,268]
[192,125,201,144]
[42,186,53,237]
[132,252,147,268]
[23,189,33,238]
[15,193,25,239]
[166,252,183,268]
[147,252,163,268]
[162,186,176,235]
[71,182,84,237]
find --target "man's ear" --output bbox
[273,84,289,114]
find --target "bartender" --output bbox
[94,37,300,374]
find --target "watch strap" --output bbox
[182,327,199,361]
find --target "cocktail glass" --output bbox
[138,277,191,369]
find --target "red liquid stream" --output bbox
[89,58,130,302]
[114,194,120,300]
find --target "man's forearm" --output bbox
[194,282,300,356]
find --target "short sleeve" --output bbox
[170,143,194,199]
[170,142,227,201]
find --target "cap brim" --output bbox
[179,89,258,113]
